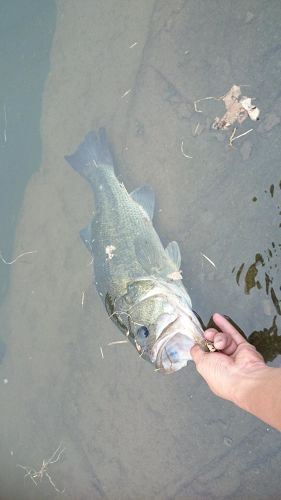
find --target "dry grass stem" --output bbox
[228,127,237,147]
[194,123,200,135]
[194,95,221,113]
[200,252,216,269]
[180,140,192,159]
[121,89,131,99]
[109,310,143,328]
[99,346,104,359]
[129,42,138,48]
[107,340,128,346]
[229,128,253,146]
[0,250,38,265]
[17,442,65,494]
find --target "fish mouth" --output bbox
[154,333,195,373]
[151,314,203,373]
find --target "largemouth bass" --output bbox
[66,128,207,373]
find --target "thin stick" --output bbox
[194,122,200,135]
[107,340,128,346]
[194,95,221,113]
[194,86,251,114]
[231,128,253,143]
[17,443,65,494]
[121,89,131,99]
[228,127,237,147]
[99,346,104,359]
[180,140,192,159]
[200,252,216,269]
[81,291,85,308]
[129,42,138,48]
[0,250,37,265]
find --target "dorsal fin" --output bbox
[130,186,155,220]
[165,241,181,269]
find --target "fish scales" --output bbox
[66,128,206,373]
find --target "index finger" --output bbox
[212,313,247,346]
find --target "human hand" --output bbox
[191,313,266,404]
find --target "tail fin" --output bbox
[65,128,114,183]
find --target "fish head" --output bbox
[122,278,205,373]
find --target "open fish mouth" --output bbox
[153,332,195,373]
[150,313,201,373]
[148,306,206,373]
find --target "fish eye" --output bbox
[137,326,149,339]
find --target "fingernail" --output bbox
[215,339,224,348]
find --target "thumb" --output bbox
[191,344,208,366]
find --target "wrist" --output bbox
[230,363,281,431]
[232,363,273,411]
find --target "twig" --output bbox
[200,252,216,269]
[0,250,37,265]
[180,140,192,159]
[129,42,138,48]
[107,340,128,346]
[17,443,65,494]
[194,85,251,114]
[99,346,104,359]
[194,122,200,135]
[121,89,131,99]
[109,310,143,328]
[229,127,253,146]
[228,127,237,147]
[194,95,221,113]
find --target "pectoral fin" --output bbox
[165,241,181,269]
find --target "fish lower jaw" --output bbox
[151,332,196,374]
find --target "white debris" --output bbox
[108,340,128,346]
[105,245,116,260]
[200,252,216,269]
[121,89,131,99]
[167,271,183,280]
[180,140,192,158]
[240,97,260,121]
